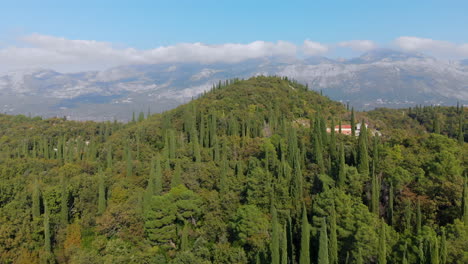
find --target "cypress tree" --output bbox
[291,150,303,210]
[388,182,394,226]
[318,217,329,264]
[60,174,68,224]
[357,120,369,177]
[440,228,447,264]
[416,199,422,234]
[418,238,425,264]
[462,177,468,225]
[199,114,206,147]
[193,130,202,163]
[351,108,356,137]
[44,201,51,252]
[106,144,113,170]
[32,176,41,220]
[458,116,464,144]
[209,112,217,147]
[329,119,336,161]
[219,152,228,197]
[378,218,387,264]
[433,113,441,134]
[299,206,310,264]
[371,166,379,215]
[171,162,183,188]
[126,141,132,177]
[98,168,106,215]
[138,111,145,122]
[329,205,338,264]
[169,130,176,159]
[337,143,346,187]
[431,236,440,264]
[404,201,413,232]
[154,155,163,195]
[313,133,325,173]
[281,224,288,264]
[402,242,408,264]
[355,248,363,264]
[271,206,280,264]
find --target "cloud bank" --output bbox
[1,34,467,73]
[395,36,468,58]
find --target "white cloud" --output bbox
[302,40,329,56]
[338,40,377,51]
[1,34,468,73]
[0,34,297,72]
[395,36,468,58]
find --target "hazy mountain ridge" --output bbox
[1,49,467,120]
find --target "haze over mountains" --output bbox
[1,49,467,121]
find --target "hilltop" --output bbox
[0,76,466,263]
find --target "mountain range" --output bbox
[1,49,467,121]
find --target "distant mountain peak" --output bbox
[351,49,428,64]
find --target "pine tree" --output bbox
[44,201,51,252]
[299,206,310,264]
[98,168,106,215]
[378,218,387,264]
[329,205,338,264]
[337,143,346,187]
[180,222,189,251]
[318,217,329,264]
[32,176,41,220]
[271,206,280,264]
[351,108,356,137]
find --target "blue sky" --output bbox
[1,0,468,72]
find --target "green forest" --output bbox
[0,76,466,263]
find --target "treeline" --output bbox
[0,76,466,264]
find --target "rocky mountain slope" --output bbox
[1,49,467,120]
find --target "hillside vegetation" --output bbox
[0,76,466,263]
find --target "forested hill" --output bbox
[0,76,467,263]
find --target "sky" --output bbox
[1,0,468,72]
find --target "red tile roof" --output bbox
[336,125,352,129]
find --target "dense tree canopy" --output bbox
[0,76,466,263]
